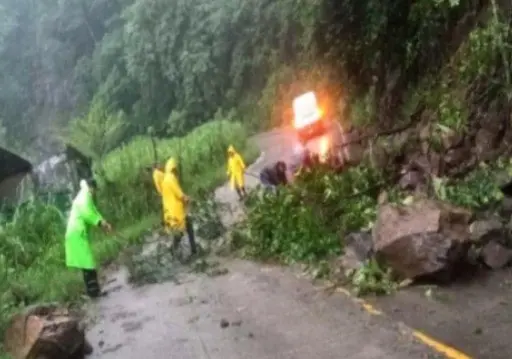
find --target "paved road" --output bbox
[86,129,443,359]
[367,269,512,359]
[87,261,441,359]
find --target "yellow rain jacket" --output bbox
[152,168,164,194]
[227,145,246,190]
[161,158,186,231]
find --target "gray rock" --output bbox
[339,232,373,273]
[220,319,229,328]
[344,231,373,261]
[481,240,512,269]
[469,218,504,244]
[501,197,512,216]
[398,170,424,191]
[373,199,472,280]
[4,305,88,359]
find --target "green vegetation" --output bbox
[432,162,507,210]
[238,157,512,296]
[0,119,257,351]
[0,0,320,156]
[96,119,258,225]
[239,164,389,266]
[349,258,396,296]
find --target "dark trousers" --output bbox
[82,269,101,298]
[172,215,197,254]
[235,186,247,199]
[259,174,276,192]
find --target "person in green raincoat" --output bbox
[65,178,112,298]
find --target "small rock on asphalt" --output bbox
[220,319,230,328]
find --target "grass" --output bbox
[96,120,258,225]
[0,119,259,356]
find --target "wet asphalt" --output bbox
[368,268,512,359]
[85,127,491,359]
[86,260,440,359]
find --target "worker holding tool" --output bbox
[259,161,288,191]
[161,157,197,255]
[65,178,112,298]
[227,145,247,200]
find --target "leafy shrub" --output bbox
[240,164,389,265]
[0,199,66,337]
[0,199,65,270]
[191,193,226,241]
[242,187,338,264]
[433,160,508,209]
[348,258,396,296]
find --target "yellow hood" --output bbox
[165,157,177,173]
[227,145,235,154]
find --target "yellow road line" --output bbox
[360,302,383,316]
[413,331,472,359]
[332,286,472,358]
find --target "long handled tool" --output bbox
[244,170,260,180]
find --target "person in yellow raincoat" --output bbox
[160,157,197,255]
[65,178,112,298]
[227,145,247,200]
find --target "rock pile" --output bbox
[342,196,512,284]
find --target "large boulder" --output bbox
[372,199,473,281]
[3,304,92,359]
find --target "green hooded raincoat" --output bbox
[65,182,104,269]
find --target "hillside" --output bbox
[0,0,508,168]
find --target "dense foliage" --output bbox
[0,0,320,158]
[433,159,510,209]
[240,164,389,264]
[0,0,510,164]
